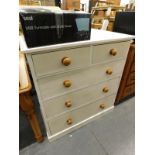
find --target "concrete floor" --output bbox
[20,97,135,155]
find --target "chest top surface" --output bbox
[19,29,134,54]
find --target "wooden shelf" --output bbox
[92,5,125,11]
[91,2,125,30]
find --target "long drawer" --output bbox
[32,46,91,77]
[92,41,130,64]
[38,60,125,100]
[48,95,115,135]
[43,78,120,119]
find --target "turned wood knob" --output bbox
[100,104,106,109]
[66,118,73,125]
[61,57,71,66]
[63,80,72,87]
[106,68,113,75]
[65,100,72,108]
[102,87,109,93]
[110,49,117,56]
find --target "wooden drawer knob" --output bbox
[102,87,109,93]
[66,118,73,125]
[62,57,71,66]
[106,68,113,75]
[110,49,117,56]
[100,104,106,109]
[65,100,72,108]
[63,80,72,87]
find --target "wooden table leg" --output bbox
[19,93,44,143]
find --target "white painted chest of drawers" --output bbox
[20,29,134,142]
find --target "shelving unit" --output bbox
[91,0,125,30]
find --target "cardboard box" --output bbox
[19,6,91,48]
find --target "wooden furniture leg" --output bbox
[19,52,44,143]
[19,92,44,142]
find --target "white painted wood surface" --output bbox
[48,94,116,134]
[43,78,120,119]
[92,41,130,64]
[20,30,134,141]
[19,29,134,54]
[32,46,91,77]
[38,60,125,100]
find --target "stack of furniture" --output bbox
[91,0,125,30]
[19,0,41,5]
[19,0,59,6]
[20,29,134,141]
[61,0,80,10]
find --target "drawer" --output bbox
[123,84,135,97]
[38,60,125,100]
[32,47,91,77]
[126,72,135,86]
[48,95,115,134]
[43,78,120,119]
[92,41,130,64]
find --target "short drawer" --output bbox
[48,95,115,134]
[126,72,135,86]
[92,41,130,64]
[43,78,120,119]
[38,60,125,100]
[32,46,91,77]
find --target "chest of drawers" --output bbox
[20,29,134,142]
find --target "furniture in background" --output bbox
[91,1,125,30]
[19,52,44,142]
[61,0,80,10]
[113,11,135,35]
[113,11,135,105]
[89,0,97,12]
[89,0,121,12]
[115,43,135,105]
[125,2,135,11]
[20,29,134,141]
[19,0,60,6]
[19,0,41,5]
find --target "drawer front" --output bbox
[32,47,91,77]
[43,78,120,119]
[123,84,135,97]
[48,95,115,134]
[92,41,130,64]
[126,72,135,86]
[38,60,125,100]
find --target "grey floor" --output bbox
[20,97,135,155]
